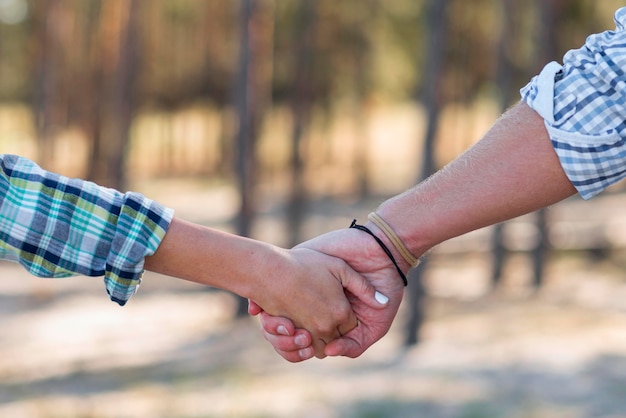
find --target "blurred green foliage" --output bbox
[0,0,618,191]
[0,0,614,107]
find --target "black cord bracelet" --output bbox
[349,219,408,286]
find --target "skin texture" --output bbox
[144,216,389,358]
[252,102,578,361]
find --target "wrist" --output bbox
[348,218,410,286]
[375,200,434,259]
[368,212,420,268]
[363,219,413,276]
[238,241,285,302]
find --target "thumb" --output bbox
[325,336,365,358]
[337,262,389,309]
[247,299,263,316]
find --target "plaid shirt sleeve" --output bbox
[0,154,174,305]
[520,7,626,200]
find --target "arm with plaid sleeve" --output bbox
[0,154,174,305]
[0,154,388,355]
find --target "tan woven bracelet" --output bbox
[368,212,420,268]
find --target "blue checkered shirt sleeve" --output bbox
[521,7,626,200]
[0,154,174,305]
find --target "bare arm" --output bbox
[374,101,577,263]
[144,216,387,357]
[145,217,282,300]
[258,102,578,360]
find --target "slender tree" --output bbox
[233,0,274,315]
[530,0,560,289]
[286,0,316,247]
[32,0,66,168]
[492,0,557,291]
[490,0,516,288]
[87,0,140,190]
[405,0,448,346]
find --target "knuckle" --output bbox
[331,304,351,323]
[318,323,334,337]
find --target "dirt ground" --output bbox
[4,181,626,418]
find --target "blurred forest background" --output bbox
[4,1,626,417]
[0,0,615,205]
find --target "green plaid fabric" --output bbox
[0,155,174,305]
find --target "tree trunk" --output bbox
[286,1,315,247]
[32,0,65,168]
[405,0,448,347]
[88,0,140,190]
[233,0,273,316]
[530,0,559,289]
[490,0,515,288]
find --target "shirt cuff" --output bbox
[104,192,174,306]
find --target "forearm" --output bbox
[144,217,278,299]
[146,216,379,357]
[373,102,577,260]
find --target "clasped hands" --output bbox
[247,223,411,362]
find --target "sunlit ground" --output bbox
[3,180,626,417]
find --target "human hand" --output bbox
[250,222,411,360]
[247,306,316,362]
[249,246,389,359]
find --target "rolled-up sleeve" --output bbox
[520,7,626,200]
[0,154,174,305]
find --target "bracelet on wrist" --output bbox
[368,212,420,268]
[349,219,408,286]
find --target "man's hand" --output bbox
[250,224,410,360]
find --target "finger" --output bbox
[259,311,297,337]
[336,260,389,310]
[262,328,312,352]
[317,289,363,355]
[257,312,317,360]
[273,346,315,363]
[311,338,328,359]
[248,299,263,316]
[336,314,358,337]
[324,336,365,358]
[311,302,356,358]
[260,327,315,362]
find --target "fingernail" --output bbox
[294,334,308,347]
[375,291,389,305]
[299,347,314,360]
[277,325,290,336]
